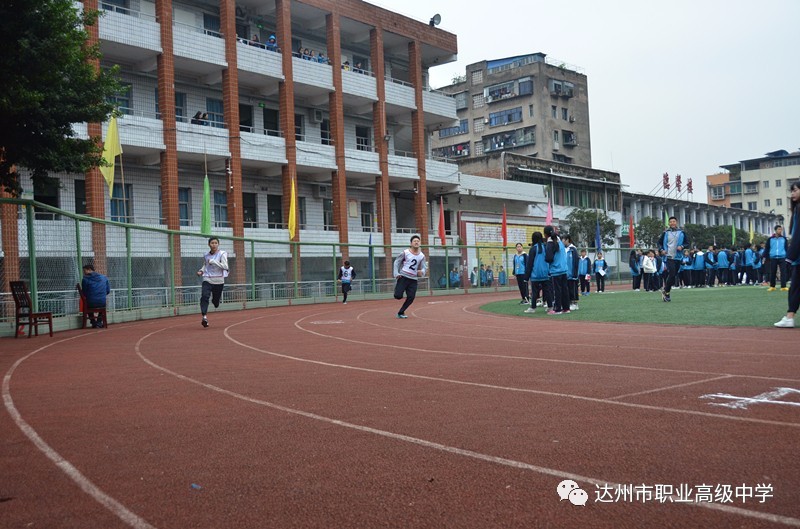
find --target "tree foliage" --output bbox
[563,208,617,249]
[0,0,119,195]
[634,216,665,249]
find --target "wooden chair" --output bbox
[10,281,53,338]
[76,283,108,329]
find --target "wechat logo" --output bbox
[557,479,588,506]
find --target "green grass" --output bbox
[481,285,791,327]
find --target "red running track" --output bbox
[2,292,799,528]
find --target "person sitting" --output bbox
[81,264,110,328]
[266,34,278,51]
[191,111,203,125]
[342,60,351,71]
[354,61,364,74]
[317,52,328,64]
[200,112,209,126]
[249,34,262,47]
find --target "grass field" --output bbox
[481,284,793,327]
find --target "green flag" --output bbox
[664,210,669,228]
[201,175,211,235]
[731,224,736,246]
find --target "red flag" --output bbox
[501,204,508,247]
[438,197,446,247]
[629,215,635,248]
[545,198,553,225]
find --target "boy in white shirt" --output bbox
[197,237,228,328]
[393,235,427,319]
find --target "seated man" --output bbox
[81,264,110,327]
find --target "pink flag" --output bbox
[545,199,553,225]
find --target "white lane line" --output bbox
[3,333,156,529]
[136,326,800,529]
[606,376,736,401]
[701,388,800,409]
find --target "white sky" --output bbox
[367,0,800,201]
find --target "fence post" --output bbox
[332,244,338,301]
[126,226,133,309]
[25,204,38,312]
[250,240,256,301]
[169,233,176,307]
[75,218,82,281]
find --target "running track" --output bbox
[2,292,799,528]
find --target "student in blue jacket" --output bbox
[593,252,608,293]
[716,246,730,286]
[765,225,789,291]
[524,231,552,313]
[743,243,757,285]
[544,225,570,314]
[775,180,800,328]
[512,243,529,303]
[629,249,641,291]
[704,245,718,287]
[657,216,690,302]
[81,264,110,328]
[578,249,592,296]
[564,235,580,309]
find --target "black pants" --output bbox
[580,276,591,294]
[530,279,553,308]
[769,259,788,288]
[595,273,605,292]
[342,282,351,302]
[664,259,681,294]
[515,274,529,300]
[394,276,418,315]
[568,279,579,302]
[551,274,569,312]
[706,269,716,287]
[632,275,641,290]
[744,265,755,284]
[788,264,800,313]
[200,281,224,315]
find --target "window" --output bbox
[263,108,279,136]
[472,93,485,108]
[298,196,307,229]
[473,118,485,134]
[710,186,725,200]
[356,125,371,151]
[729,183,741,194]
[239,104,253,132]
[243,192,257,228]
[776,179,782,187]
[203,13,221,37]
[206,98,224,128]
[74,179,86,215]
[108,83,132,115]
[267,194,282,228]
[111,183,133,222]
[551,105,557,118]
[175,92,186,122]
[562,107,568,120]
[484,80,515,103]
[438,120,468,138]
[518,77,533,95]
[470,70,483,85]
[432,142,470,159]
[553,130,559,142]
[744,182,758,194]
[178,187,191,226]
[488,107,522,127]
[361,202,374,232]
[214,190,228,227]
[294,114,304,141]
[764,199,771,207]
[321,119,332,145]
[323,198,334,230]
[454,92,468,110]
[777,198,783,206]
[33,178,60,220]
[763,180,769,188]
[529,105,534,117]
[473,141,484,156]
[747,201,757,211]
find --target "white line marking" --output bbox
[308,320,345,325]
[701,388,800,409]
[3,334,156,529]
[136,326,800,528]
[426,301,453,304]
[607,376,736,401]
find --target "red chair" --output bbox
[10,281,53,338]
[76,283,108,329]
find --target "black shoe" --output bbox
[661,289,669,302]
[201,318,209,328]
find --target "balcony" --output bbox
[172,21,226,75]
[98,3,161,64]
[345,145,380,176]
[342,69,378,106]
[422,89,457,126]
[426,158,459,185]
[240,130,287,165]
[237,39,283,90]
[563,134,578,147]
[176,121,229,158]
[292,55,334,94]
[384,78,416,111]
[387,150,418,179]
[295,140,336,171]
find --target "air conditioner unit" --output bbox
[312,184,329,199]
[312,109,324,123]
[483,117,489,124]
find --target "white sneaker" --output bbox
[774,316,795,328]
[569,304,578,311]
[524,307,536,314]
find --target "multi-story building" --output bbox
[430,53,591,167]
[709,149,800,221]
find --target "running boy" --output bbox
[338,260,356,304]
[393,235,427,318]
[197,236,228,328]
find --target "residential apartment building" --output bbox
[430,53,591,167]
[709,149,800,222]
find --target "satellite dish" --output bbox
[429,14,441,27]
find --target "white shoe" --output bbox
[569,304,578,311]
[774,316,795,328]
[524,307,536,314]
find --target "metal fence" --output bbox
[0,199,631,335]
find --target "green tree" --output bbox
[0,0,119,195]
[563,208,616,249]
[634,216,665,249]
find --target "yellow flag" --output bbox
[288,177,297,239]
[749,220,754,243]
[100,116,122,197]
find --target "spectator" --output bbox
[191,111,203,125]
[81,264,110,328]
[266,34,278,51]
[317,52,328,64]
[249,34,262,47]
[342,60,351,71]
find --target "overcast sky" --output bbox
[368,0,800,202]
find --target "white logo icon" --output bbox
[557,479,588,506]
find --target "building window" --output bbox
[729,183,741,194]
[529,104,534,117]
[263,108,280,136]
[206,98,224,128]
[361,201,374,232]
[74,179,86,215]
[473,141,484,156]
[763,180,769,188]
[108,83,132,115]
[747,201,757,211]
[551,105,557,118]
[298,196,307,229]
[744,182,758,194]
[203,13,221,37]
[472,93,485,108]
[178,187,191,226]
[710,186,725,200]
[439,119,468,138]
[213,190,228,227]
[553,130,559,142]
[776,179,782,187]
[473,118,485,134]
[111,183,133,222]
[518,77,533,95]
[33,178,60,220]
[562,107,568,120]
[777,198,783,206]
[355,125,372,151]
[764,199,770,208]
[175,92,186,122]
[243,192,257,228]
[239,104,253,133]
[267,194,282,228]
[454,92,468,110]
[294,114,304,141]
[323,198,334,230]
[484,80,515,103]
[432,142,470,159]
[321,119,332,145]
[471,70,483,85]
[488,107,522,127]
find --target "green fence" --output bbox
[0,199,631,335]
